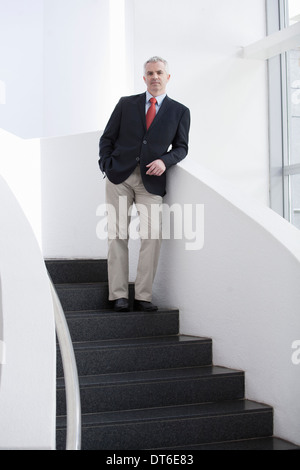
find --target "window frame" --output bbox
[267,0,300,225]
[267,0,287,218]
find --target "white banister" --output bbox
[49,276,81,451]
[0,175,56,449]
[152,160,300,446]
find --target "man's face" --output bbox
[143,61,170,97]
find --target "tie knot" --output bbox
[150,98,157,105]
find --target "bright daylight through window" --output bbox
[285,0,300,228]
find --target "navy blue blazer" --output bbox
[99,92,190,197]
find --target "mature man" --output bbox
[99,56,190,312]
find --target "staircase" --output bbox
[46,259,299,450]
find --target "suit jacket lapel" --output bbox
[137,93,147,131]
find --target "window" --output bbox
[288,0,300,25]
[285,1,300,228]
[268,0,300,229]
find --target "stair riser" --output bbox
[56,284,135,311]
[57,374,244,415]
[57,341,212,377]
[46,259,108,284]
[56,410,273,450]
[56,284,111,311]
[66,311,179,342]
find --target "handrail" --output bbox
[284,163,300,176]
[48,274,81,451]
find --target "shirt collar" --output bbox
[146,90,166,106]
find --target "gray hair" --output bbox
[144,56,170,74]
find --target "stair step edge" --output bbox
[56,365,244,389]
[57,335,211,351]
[56,400,272,429]
[64,308,179,318]
[153,437,300,451]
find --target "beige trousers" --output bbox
[106,165,163,302]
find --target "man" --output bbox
[99,56,190,312]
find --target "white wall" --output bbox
[152,159,300,446]
[0,129,107,260]
[41,131,107,259]
[40,0,271,259]
[0,0,125,139]
[0,0,269,203]
[43,0,112,137]
[132,0,269,205]
[0,0,270,257]
[0,129,42,245]
[0,0,44,138]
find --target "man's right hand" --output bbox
[146,159,166,176]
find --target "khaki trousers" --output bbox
[106,165,162,302]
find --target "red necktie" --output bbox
[146,97,157,129]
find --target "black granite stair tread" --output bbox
[55,281,108,289]
[166,437,300,450]
[56,365,243,390]
[46,259,106,266]
[65,308,179,317]
[65,335,211,350]
[56,400,272,429]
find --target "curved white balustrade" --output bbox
[0,176,56,450]
[152,160,300,446]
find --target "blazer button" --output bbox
[136,157,140,162]
[143,140,147,144]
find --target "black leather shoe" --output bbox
[114,298,130,312]
[134,300,158,312]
